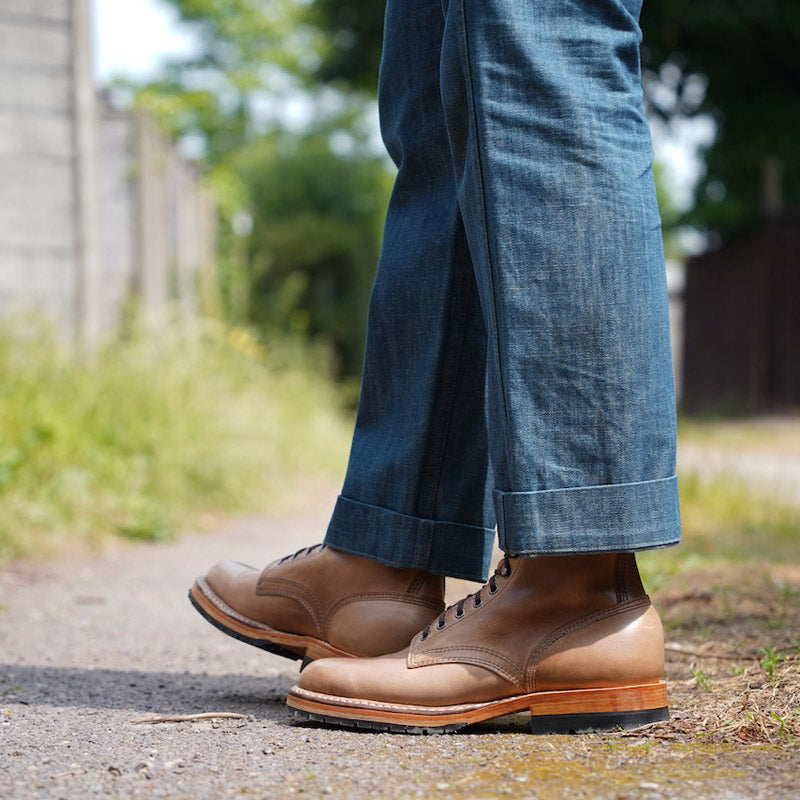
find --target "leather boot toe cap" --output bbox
[204,560,262,616]
[298,649,519,706]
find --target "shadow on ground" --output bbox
[0,664,293,718]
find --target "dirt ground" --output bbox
[1,476,798,800]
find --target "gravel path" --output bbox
[1,485,795,799]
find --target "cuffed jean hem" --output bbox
[494,475,681,554]
[324,495,496,582]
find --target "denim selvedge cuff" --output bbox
[325,495,496,582]
[494,475,681,554]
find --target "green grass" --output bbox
[677,415,800,453]
[4,320,799,573]
[639,471,800,588]
[0,319,352,563]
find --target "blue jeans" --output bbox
[324,0,681,582]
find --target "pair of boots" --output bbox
[190,546,668,734]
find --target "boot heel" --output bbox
[529,705,669,734]
[527,681,669,734]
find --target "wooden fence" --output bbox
[682,213,800,413]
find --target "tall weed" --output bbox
[0,320,351,562]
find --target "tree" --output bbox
[135,0,315,161]
[640,1,800,240]
[233,129,391,378]
[305,0,800,243]
[309,0,384,92]
[132,0,393,378]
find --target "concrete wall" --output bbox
[106,108,217,328]
[0,0,216,343]
[0,0,85,336]
[96,103,137,334]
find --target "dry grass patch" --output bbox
[651,565,800,746]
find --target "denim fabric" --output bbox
[325,0,681,582]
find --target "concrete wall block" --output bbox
[1,0,70,21]
[135,113,173,317]
[0,0,217,341]
[0,18,71,70]
[97,107,137,334]
[0,108,72,160]
[0,67,71,113]
[172,160,202,313]
[0,157,74,246]
[0,248,76,334]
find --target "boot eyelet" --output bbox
[454,608,464,619]
[488,584,498,595]
[473,596,482,608]
[421,630,429,641]
[436,619,446,630]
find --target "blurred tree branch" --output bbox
[129,0,392,379]
[640,1,800,241]
[302,0,800,244]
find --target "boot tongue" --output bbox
[405,552,529,685]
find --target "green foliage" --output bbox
[304,1,800,241]
[138,1,322,160]
[308,0,384,92]
[691,668,713,691]
[0,320,350,563]
[640,2,800,239]
[760,647,785,685]
[638,471,800,590]
[134,1,393,379]
[233,130,391,377]
[653,160,682,258]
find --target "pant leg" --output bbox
[324,0,496,582]
[439,0,681,553]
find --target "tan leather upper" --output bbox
[205,545,445,657]
[298,553,665,705]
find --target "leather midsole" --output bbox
[190,581,354,660]
[287,681,668,727]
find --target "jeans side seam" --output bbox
[415,251,471,522]
[456,0,514,474]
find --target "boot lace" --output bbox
[420,555,511,641]
[276,543,324,565]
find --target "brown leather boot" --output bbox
[288,553,669,733]
[189,545,445,663]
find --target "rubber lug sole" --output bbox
[294,709,463,735]
[528,707,669,734]
[188,581,357,664]
[287,681,669,735]
[293,706,668,735]
[188,588,303,663]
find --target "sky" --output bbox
[92,0,199,83]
